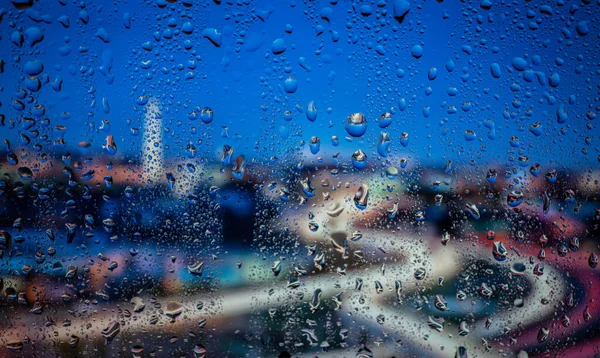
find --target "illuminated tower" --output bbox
[142,99,165,185]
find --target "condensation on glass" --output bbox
[0,0,599,357]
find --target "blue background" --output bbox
[0,0,598,169]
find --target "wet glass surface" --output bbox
[0,0,600,357]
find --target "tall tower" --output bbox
[142,99,165,185]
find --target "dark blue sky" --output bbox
[1,0,598,169]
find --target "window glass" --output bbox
[0,1,599,357]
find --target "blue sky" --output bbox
[1,0,598,169]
